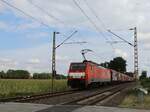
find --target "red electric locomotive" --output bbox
[67,60,134,88]
[67,61,111,88]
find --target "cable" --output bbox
[29,1,66,25]
[83,0,133,48]
[83,0,107,30]
[29,0,79,40]
[64,41,87,45]
[0,0,50,28]
[72,0,116,55]
[72,0,109,40]
[107,30,134,47]
[82,0,116,49]
[55,30,78,49]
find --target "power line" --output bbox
[64,41,87,45]
[83,0,107,30]
[29,1,66,25]
[55,30,78,49]
[107,30,134,46]
[29,0,79,39]
[84,1,133,47]
[72,0,109,41]
[0,0,50,28]
[82,0,116,48]
[72,0,116,55]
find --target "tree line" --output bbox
[0,70,67,79]
[0,57,140,79]
[100,57,127,73]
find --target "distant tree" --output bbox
[55,74,67,79]
[108,57,126,73]
[6,69,30,79]
[0,71,5,78]
[100,62,109,68]
[33,73,51,79]
[140,71,147,80]
[32,73,67,79]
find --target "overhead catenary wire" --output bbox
[29,0,80,43]
[83,0,131,46]
[29,0,66,25]
[64,41,87,45]
[83,0,124,43]
[82,0,116,50]
[83,0,134,47]
[107,30,134,47]
[72,0,109,41]
[83,0,107,30]
[82,0,135,59]
[0,0,50,28]
[72,0,116,56]
[1,0,79,46]
[55,30,78,49]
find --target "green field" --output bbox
[0,79,69,98]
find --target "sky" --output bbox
[0,0,149,76]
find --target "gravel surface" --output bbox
[96,83,136,106]
[25,88,103,105]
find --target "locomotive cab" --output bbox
[68,62,87,88]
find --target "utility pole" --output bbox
[130,27,138,80]
[51,31,59,94]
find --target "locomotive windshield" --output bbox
[70,63,86,71]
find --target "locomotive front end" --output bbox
[67,62,87,88]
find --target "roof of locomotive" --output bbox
[83,60,109,69]
[83,60,100,65]
[70,60,107,68]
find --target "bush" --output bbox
[5,70,30,79]
[55,74,67,79]
[140,78,150,92]
[33,73,67,79]
[0,71,5,79]
[33,73,51,79]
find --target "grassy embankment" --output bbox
[0,79,68,98]
[120,79,150,109]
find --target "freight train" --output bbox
[67,60,134,88]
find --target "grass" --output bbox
[141,78,150,92]
[120,84,150,109]
[0,79,69,98]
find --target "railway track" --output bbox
[0,83,134,106]
[0,89,79,103]
[62,83,130,105]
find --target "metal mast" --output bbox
[51,31,59,94]
[133,27,138,79]
[129,27,138,80]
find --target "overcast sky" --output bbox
[0,0,149,75]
